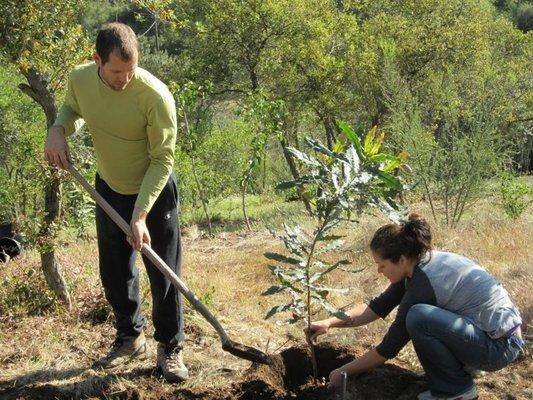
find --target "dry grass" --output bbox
[0,200,531,399]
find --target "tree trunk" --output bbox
[154,18,160,52]
[241,178,252,231]
[279,133,312,215]
[181,107,212,235]
[19,68,71,309]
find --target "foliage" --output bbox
[0,267,59,317]
[0,67,45,224]
[513,2,533,31]
[172,82,257,230]
[263,122,407,375]
[0,0,91,81]
[492,0,533,32]
[382,40,514,226]
[0,0,531,233]
[500,174,533,219]
[241,91,286,194]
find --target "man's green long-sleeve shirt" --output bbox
[54,62,177,213]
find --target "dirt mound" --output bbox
[180,343,426,400]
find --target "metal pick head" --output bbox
[222,339,272,365]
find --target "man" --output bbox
[44,22,187,382]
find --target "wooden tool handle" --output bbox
[67,165,230,343]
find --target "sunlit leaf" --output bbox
[265,252,302,265]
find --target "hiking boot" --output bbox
[92,331,147,369]
[417,385,478,400]
[157,342,188,383]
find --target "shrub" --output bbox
[500,174,533,219]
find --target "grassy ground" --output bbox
[0,197,531,399]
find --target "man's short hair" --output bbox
[96,22,138,64]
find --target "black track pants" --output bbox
[95,173,184,345]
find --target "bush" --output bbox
[500,174,533,219]
[0,268,59,317]
[382,47,511,227]
[513,3,533,32]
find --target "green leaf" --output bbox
[311,295,350,321]
[265,303,292,319]
[276,174,324,190]
[332,139,345,154]
[264,252,302,265]
[370,132,385,155]
[276,180,301,189]
[311,284,349,295]
[269,266,304,293]
[339,122,364,161]
[316,234,345,242]
[281,236,307,257]
[314,239,344,255]
[261,285,286,296]
[377,171,403,191]
[306,138,349,164]
[310,259,351,282]
[383,158,402,173]
[368,153,395,164]
[285,147,321,167]
[337,266,366,274]
[363,126,377,154]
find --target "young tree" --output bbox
[264,122,408,376]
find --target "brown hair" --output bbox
[370,213,432,263]
[96,22,138,64]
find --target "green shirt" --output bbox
[54,62,177,212]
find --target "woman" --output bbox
[307,213,524,400]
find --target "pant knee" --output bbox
[406,303,435,335]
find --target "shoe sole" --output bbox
[92,343,148,370]
[155,365,189,383]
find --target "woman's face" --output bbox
[371,251,411,283]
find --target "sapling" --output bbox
[263,122,408,376]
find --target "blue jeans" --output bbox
[406,304,523,397]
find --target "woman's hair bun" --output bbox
[371,212,432,263]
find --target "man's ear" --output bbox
[93,52,102,66]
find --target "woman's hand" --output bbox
[304,319,331,343]
[328,367,347,390]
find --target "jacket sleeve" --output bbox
[134,94,177,212]
[54,71,84,136]
[367,282,405,319]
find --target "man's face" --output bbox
[94,50,138,91]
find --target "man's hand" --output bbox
[44,126,71,169]
[304,319,331,343]
[129,207,150,251]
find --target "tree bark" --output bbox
[279,133,312,215]
[19,68,71,309]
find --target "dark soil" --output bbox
[1,342,529,399]
[174,343,427,400]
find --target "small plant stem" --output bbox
[305,214,331,378]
